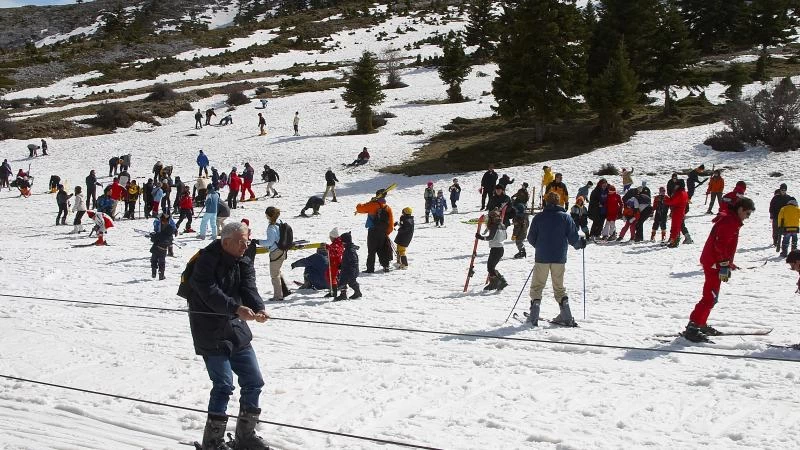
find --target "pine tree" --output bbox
[647,1,700,115]
[587,0,659,87]
[678,0,747,54]
[586,40,638,137]
[464,0,496,59]
[342,51,386,133]
[723,63,750,101]
[492,0,586,141]
[747,0,795,74]
[438,33,472,102]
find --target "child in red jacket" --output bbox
[174,186,195,233]
[601,185,622,240]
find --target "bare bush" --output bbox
[721,77,800,152]
[226,91,249,106]
[704,130,745,152]
[85,104,132,129]
[146,83,178,101]
[594,163,619,176]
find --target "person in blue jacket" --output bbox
[198,186,220,240]
[526,192,586,327]
[291,246,330,290]
[197,150,209,177]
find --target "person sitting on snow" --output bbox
[347,147,370,166]
[290,246,330,290]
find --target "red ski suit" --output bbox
[690,211,742,326]
[604,192,622,221]
[326,237,344,290]
[664,188,689,242]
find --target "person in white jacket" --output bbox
[71,186,87,234]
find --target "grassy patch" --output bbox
[382,100,726,176]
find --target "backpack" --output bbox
[277,222,294,251]
[374,205,389,226]
[176,250,201,300]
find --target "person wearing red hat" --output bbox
[86,210,114,245]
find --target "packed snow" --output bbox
[1,5,800,449]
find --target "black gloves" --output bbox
[475,233,483,240]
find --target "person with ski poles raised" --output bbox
[526,192,586,327]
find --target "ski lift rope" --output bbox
[0,293,797,364]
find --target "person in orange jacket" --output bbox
[355,189,394,273]
[705,170,724,214]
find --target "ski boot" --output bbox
[334,288,348,301]
[399,255,409,270]
[234,407,270,450]
[529,300,541,327]
[699,324,722,336]
[666,239,679,248]
[452,207,458,214]
[201,414,233,450]
[513,250,526,259]
[280,278,292,298]
[152,267,157,279]
[682,321,710,343]
[159,271,166,281]
[349,284,362,299]
[495,273,508,291]
[483,276,498,291]
[682,234,693,245]
[552,297,577,327]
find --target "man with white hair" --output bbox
[185,221,270,450]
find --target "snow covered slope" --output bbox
[1,6,800,449]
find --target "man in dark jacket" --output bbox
[85,170,102,209]
[770,183,794,251]
[300,195,324,217]
[335,231,361,300]
[587,178,608,238]
[324,168,339,202]
[480,166,498,210]
[55,184,73,225]
[150,212,174,280]
[686,165,708,199]
[527,192,585,327]
[187,222,270,450]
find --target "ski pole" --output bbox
[504,266,534,323]
[582,245,586,320]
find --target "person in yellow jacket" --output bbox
[540,166,554,208]
[124,180,141,219]
[778,199,799,256]
[355,189,395,273]
[546,173,569,209]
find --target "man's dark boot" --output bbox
[234,408,270,450]
[151,267,157,279]
[334,288,348,301]
[159,271,165,281]
[529,300,541,327]
[201,414,233,450]
[349,284,362,299]
[682,321,710,343]
[280,278,291,298]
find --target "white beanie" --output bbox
[329,227,340,239]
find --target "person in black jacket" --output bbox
[300,195,325,217]
[394,207,415,269]
[335,231,361,300]
[770,183,794,251]
[150,212,174,280]
[480,166,498,210]
[587,178,608,238]
[497,173,514,190]
[323,167,338,202]
[686,165,708,199]
[187,222,270,450]
[486,184,514,226]
[666,172,681,196]
[85,169,102,210]
[55,184,73,225]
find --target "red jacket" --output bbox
[179,193,193,210]
[722,182,746,212]
[109,182,125,201]
[664,188,689,213]
[700,211,742,267]
[326,238,344,286]
[229,173,242,190]
[605,192,622,221]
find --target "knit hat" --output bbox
[427,181,433,187]
[402,207,413,215]
[608,185,616,192]
[241,218,250,226]
[659,187,666,193]
[329,227,340,239]
[780,183,788,191]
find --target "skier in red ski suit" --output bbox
[683,197,755,342]
[663,180,689,247]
